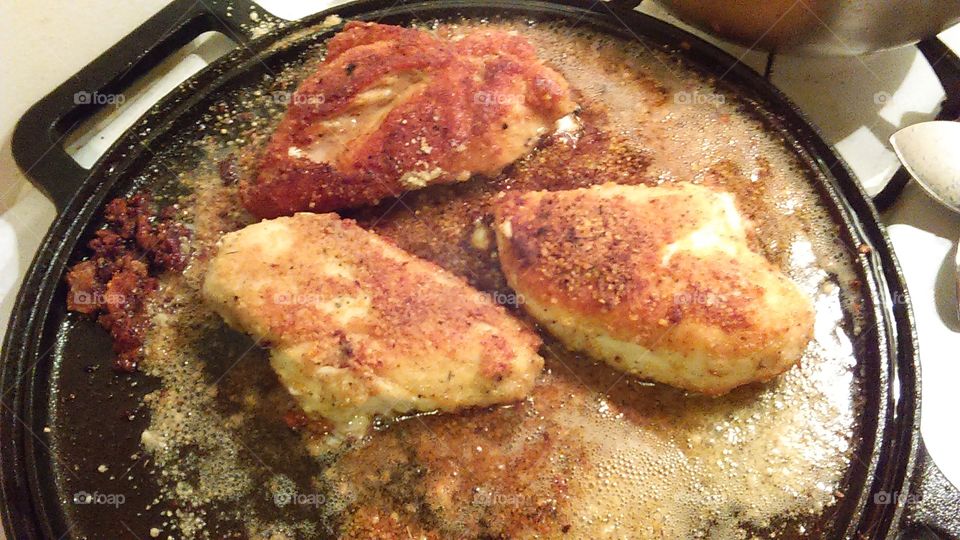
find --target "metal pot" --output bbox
[641,0,960,56]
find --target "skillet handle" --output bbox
[10,0,283,213]
[901,439,960,539]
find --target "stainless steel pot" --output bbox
[641,0,960,56]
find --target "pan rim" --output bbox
[0,1,919,538]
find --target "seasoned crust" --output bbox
[493,183,814,395]
[242,21,577,218]
[202,213,544,438]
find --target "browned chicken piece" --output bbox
[242,21,577,218]
[494,183,815,396]
[202,213,544,440]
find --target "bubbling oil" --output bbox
[137,18,861,540]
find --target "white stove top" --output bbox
[0,1,958,523]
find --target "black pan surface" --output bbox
[3,1,958,538]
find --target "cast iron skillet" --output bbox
[3,0,959,538]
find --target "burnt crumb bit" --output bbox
[283,408,309,431]
[283,406,334,438]
[345,62,357,75]
[64,192,191,372]
[218,153,240,186]
[334,329,355,361]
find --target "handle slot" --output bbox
[64,31,237,169]
[11,0,284,212]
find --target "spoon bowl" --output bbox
[890,120,960,215]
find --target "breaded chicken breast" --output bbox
[202,213,543,438]
[493,183,814,396]
[242,21,577,218]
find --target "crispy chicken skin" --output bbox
[242,22,577,218]
[493,183,814,396]
[202,213,543,437]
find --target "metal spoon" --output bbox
[889,120,960,320]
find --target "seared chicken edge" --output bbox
[243,21,578,218]
[202,213,544,442]
[493,182,814,396]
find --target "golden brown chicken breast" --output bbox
[242,21,577,218]
[202,213,543,440]
[493,183,814,396]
